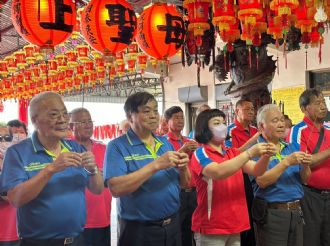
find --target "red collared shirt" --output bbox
[190,144,249,234]
[288,116,330,189]
[166,131,196,187]
[85,140,112,228]
[226,119,258,148]
[166,131,193,152]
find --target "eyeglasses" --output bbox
[71,120,94,126]
[0,135,13,142]
[47,111,69,120]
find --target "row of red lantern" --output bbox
[11,0,185,65]
[0,52,160,100]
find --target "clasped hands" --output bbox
[50,151,97,173]
[286,151,312,167]
[156,151,189,171]
[248,143,278,158]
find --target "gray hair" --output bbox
[257,104,281,128]
[69,107,90,118]
[196,104,211,116]
[29,91,63,120]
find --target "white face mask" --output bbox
[211,124,228,142]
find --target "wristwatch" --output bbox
[85,166,98,176]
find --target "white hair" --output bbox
[257,104,281,128]
[29,91,63,119]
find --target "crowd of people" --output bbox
[0,88,329,246]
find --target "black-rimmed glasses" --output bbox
[0,135,13,142]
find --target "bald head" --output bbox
[29,92,63,121]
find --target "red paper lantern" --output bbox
[137,53,148,73]
[212,0,236,34]
[24,45,37,64]
[295,0,316,33]
[80,0,137,58]
[5,56,17,73]
[11,0,76,51]
[0,101,3,113]
[136,3,185,60]
[0,61,8,77]
[184,0,211,37]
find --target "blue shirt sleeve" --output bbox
[0,146,28,193]
[195,147,213,168]
[225,140,233,148]
[103,140,128,182]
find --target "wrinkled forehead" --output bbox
[40,96,66,111]
[265,109,283,120]
[0,126,9,135]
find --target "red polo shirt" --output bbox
[167,131,196,187]
[85,141,112,228]
[226,119,258,148]
[190,145,250,234]
[0,201,19,241]
[288,117,330,189]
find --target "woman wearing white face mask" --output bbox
[190,109,277,246]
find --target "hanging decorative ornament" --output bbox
[137,53,148,74]
[80,0,137,61]
[5,56,17,73]
[184,0,211,37]
[66,50,78,68]
[136,3,185,60]
[24,45,37,64]
[125,42,138,73]
[11,0,76,53]
[267,9,284,44]
[295,0,317,34]
[0,61,8,77]
[212,0,236,35]
[76,45,90,63]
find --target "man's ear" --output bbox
[127,114,133,123]
[31,115,36,124]
[235,108,239,116]
[259,122,265,132]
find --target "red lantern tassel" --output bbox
[319,41,322,64]
[38,0,41,21]
[256,53,259,70]
[305,50,308,70]
[181,46,185,67]
[248,46,252,69]
[283,40,287,69]
[256,47,259,70]
[197,60,201,87]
